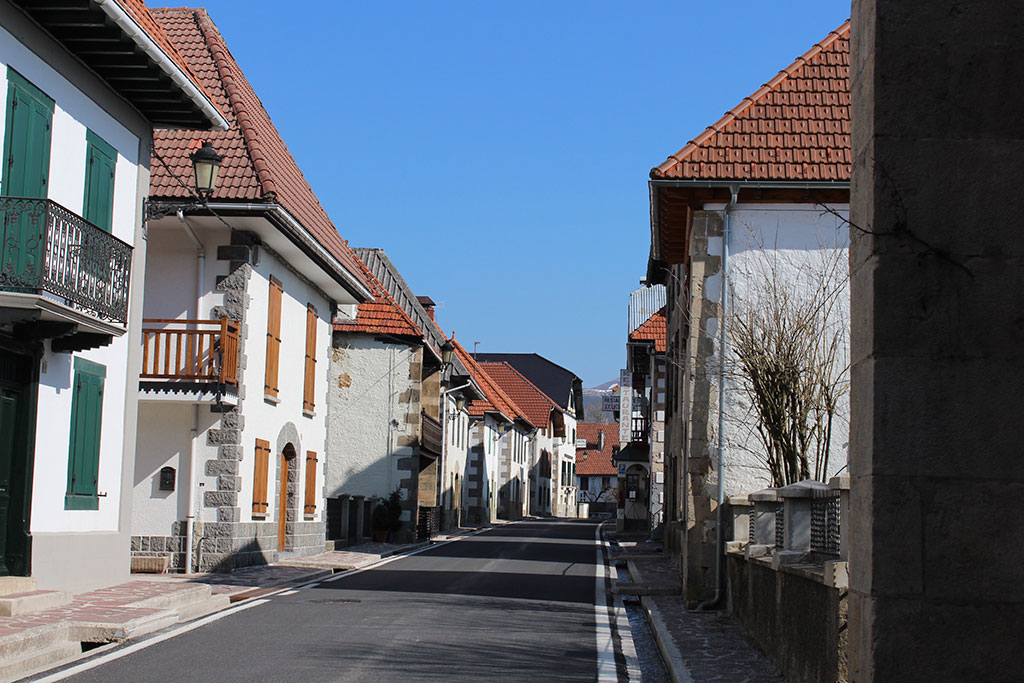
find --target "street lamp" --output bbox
[190,141,223,198]
[455,395,467,412]
[440,339,455,367]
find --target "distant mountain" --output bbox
[583,379,619,423]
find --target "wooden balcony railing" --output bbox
[421,411,443,455]
[0,197,132,323]
[141,317,239,385]
[631,415,650,444]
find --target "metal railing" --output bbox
[810,490,841,556]
[631,414,650,443]
[141,317,240,385]
[417,505,440,541]
[0,197,132,323]
[421,411,443,455]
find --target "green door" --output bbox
[0,69,54,290]
[0,349,35,577]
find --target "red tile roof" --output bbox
[576,423,619,476]
[149,8,369,292]
[651,20,850,182]
[629,307,666,353]
[478,362,560,429]
[451,339,531,426]
[333,255,421,338]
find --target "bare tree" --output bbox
[727,236,849,487]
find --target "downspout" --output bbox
[177,210,205,574]
[699,185,739,610]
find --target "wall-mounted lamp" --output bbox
[440,339,455,367]
[455,395,467,412]
[190,141,223,198]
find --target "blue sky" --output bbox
[194,0,849,386]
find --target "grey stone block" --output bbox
[219,445,243,461]
[218,507,241,523]
[206,460,239,477]
[217,475,242,492]
[204,491,238,508]
[208,429,241,446]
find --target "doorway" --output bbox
[277,444,297,552]
[0,347,35,576]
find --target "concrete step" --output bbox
[129,583,211,611]
[0,639,80,683]
[0,623,67,662]
[69,610,179,644]
[610,579,680,596]
[174,594,231,623]
[0,578,35,597]
[0,590,72,617]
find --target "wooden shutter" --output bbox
[65,359,105,510]
[303,450,318,514]
[83,130,116,232]
[2,69,53,199]
[252,439,270,515]
[302,304,317,413]
[264,277,282,399]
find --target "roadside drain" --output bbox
[308,598,361,604]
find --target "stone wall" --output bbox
[728,553,847,682]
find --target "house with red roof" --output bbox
[574,424,619,516]
[130,7,376,573]
[0,1,225,593]
[327,248,481,543]
[645,21,852,604]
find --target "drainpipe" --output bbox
[177,210,204,574]
[699,185,739,610]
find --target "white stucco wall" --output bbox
[0,25,145,536]
[704,203,851,497]
[326,335,416,500]
[441,396,470,514]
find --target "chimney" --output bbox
[598,430,605,451]
[417,295,436,321]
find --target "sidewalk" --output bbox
[2,531,476,682]
[613,537,781,683]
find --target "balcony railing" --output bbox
[421,411,443,455]
[0,197,132,323]
[141,317,239,385]
[631,415,650,443]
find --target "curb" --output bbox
[641,596,690,683]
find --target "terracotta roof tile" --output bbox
[333,254,421,338]
[451,339,532,426]
[651,20,850,182]
[575,423,619,476]
[149,8,369,292]
[629,307,666,353]
[478,362,561,429]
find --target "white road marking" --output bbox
[594,522,619,682]
[33,599,271,682]
[296,582,321,589]
[277,589,298,596]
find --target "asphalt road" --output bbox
[55,520,624,682]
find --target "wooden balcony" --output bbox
[141,317,239,386]
[631,415,650,444]
[0,197,132,323]
[421,411,443,456]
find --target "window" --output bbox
[304,451,318,515]
[264,276,282,400]
[83,130,115,232]
[65,358,105,510]
[580,475,589,490]
[252,439,271,516]
[2,68,53,199]
[302,303,317,414]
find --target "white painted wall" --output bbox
[132,402,192,535]
[326,335,416,500]
[0,26,144,536]
[441,396,470,516]
[704,203,850,497]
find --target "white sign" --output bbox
[575,438,588,448]
[602,395,620,412]
[618,370,632,444]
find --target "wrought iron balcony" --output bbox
[421,411,443,455]
[0,197,132,323]
[141,317,240,386]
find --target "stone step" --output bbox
[0,639,80,683]
[128,583,211,611]
[0,577,35,597]
[69,610,179,644]
[174,594,231,623]
[0,590,72,617]
[0,623,67,662]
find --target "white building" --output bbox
[0,0,226,592]
[129,8,371,573]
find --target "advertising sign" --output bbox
[602,395,620,412]
[618,370,632,444]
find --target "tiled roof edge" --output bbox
[650,19,851,179]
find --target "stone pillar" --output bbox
[850,2,1024,679]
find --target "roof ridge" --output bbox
[192,8,277,197]
[479,361,561,413]
[453,339,531,425]
[651,18,851,179]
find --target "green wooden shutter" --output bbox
[2,68,53,198]
[65,358,105,511]
[83,130,115,232]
